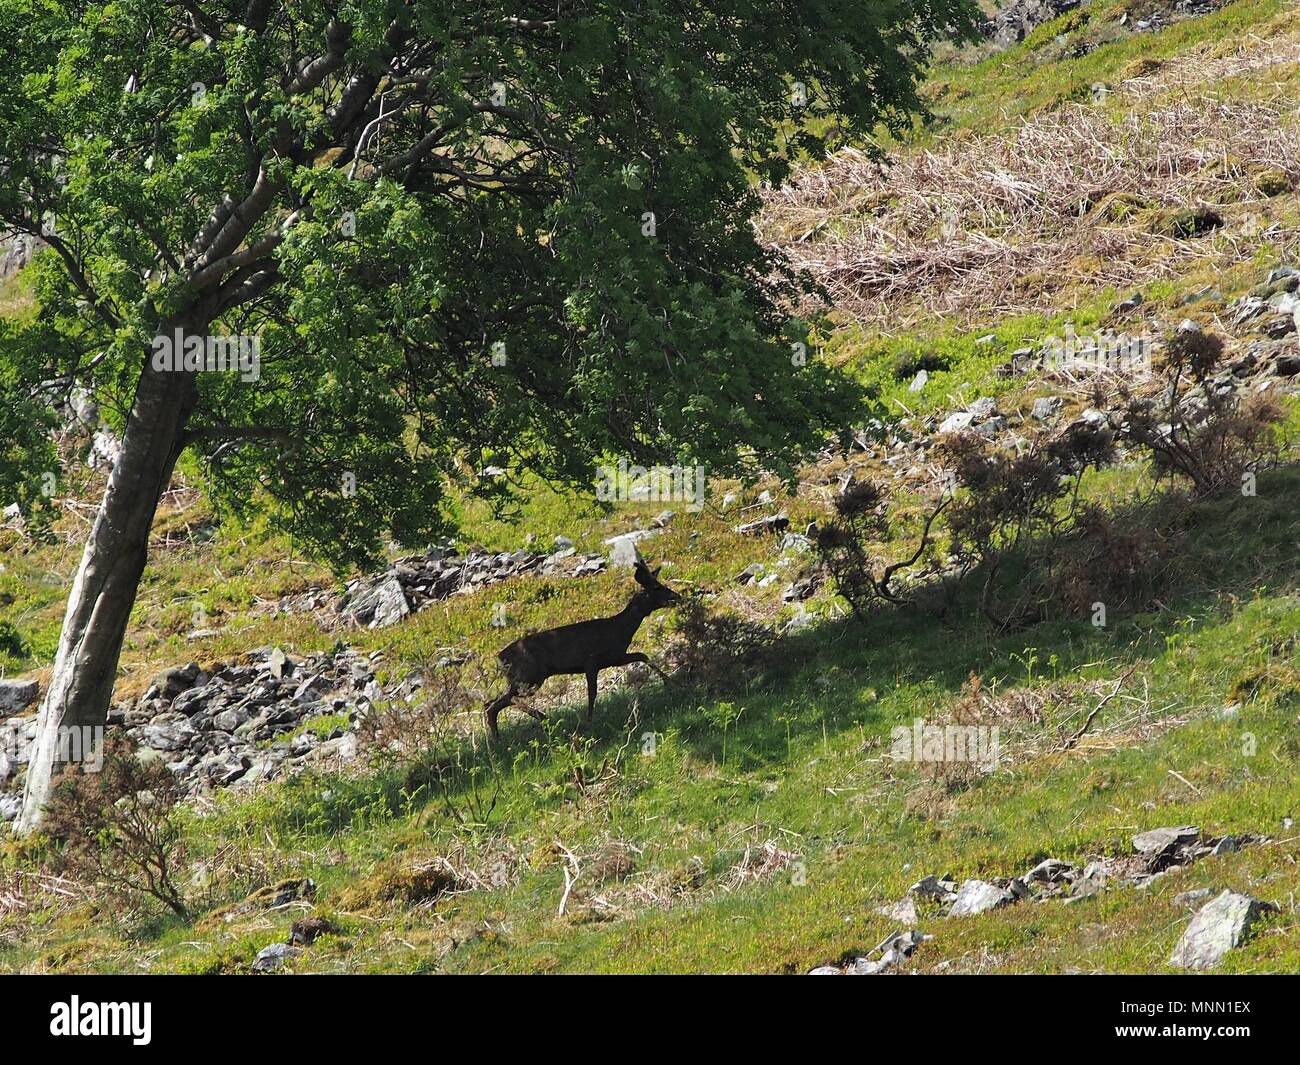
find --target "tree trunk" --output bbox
[16,321,199,834]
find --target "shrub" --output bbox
[44,736,190,919]
[0,619,28,658]
[815,479,950,623]
[1119,326,1287,497]
[934,422,1117,628]
[664,596,778,690]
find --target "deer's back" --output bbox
[499,615,634,681]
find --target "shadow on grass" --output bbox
[247,466,1300,838]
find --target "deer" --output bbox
[484,560,682,741]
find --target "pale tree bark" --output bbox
[16,318,200,833]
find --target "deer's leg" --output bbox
[484,684,518,742]
[585,669,599,722]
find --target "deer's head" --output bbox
[633,560,682,612]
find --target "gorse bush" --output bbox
[815,479,950,623]
[1119,326,1287,497]
[664,596,779,690]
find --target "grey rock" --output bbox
[948,879,1015,917]
[807,965,842,976]
[844,930,927,975]
[0,679,39,714]
[875,897,920,923]
[1024,858,1075,884]
[152,662,207,703]
[252,942,303,972]
[938,411,976,434]
[0,792,21,822]
[909,874,958,901]
[1133,825,1199,858]
[734,514,790,537]
[607,534,644,569]
[1030,396,1063,421]
[908,370,929,393]
[1169,890,1277,971]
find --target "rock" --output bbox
[908,370,928,393]
[845,930,927,974]
[1030,396,1063,421]
[909,874,958,901]
[1276,354,1300,377]
[967,397,998,420]
[1066,873,1106,902]
[783,575,821,603]
[252,942,303,972]
[948,879,1015,917]
[1209,834,1252,856]
[875,897,920,923]
[265,647,290,679]
[88,428,124,470]
[1169,890,1276,971]
[807,965,842,976]
[734,514,789,537]
[1132,825,1199,858]
[1024,858,1075,884]
[606,534,644,569]
[1173,888,1214,908]
[0,679,39,714]
[939,411,976,434]
[151,663,206,703]
[344,574,410,628]
[0,793,21,822]
[981,0,1080,48]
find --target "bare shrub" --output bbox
[1119,326,1287,497]
[815,479,950,622]
[357,659,488,764]
[43,736,190,919]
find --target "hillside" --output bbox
[3,0,1300,974]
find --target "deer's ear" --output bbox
[652,566,662,578]
[634,561,653,586]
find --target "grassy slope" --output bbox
[4,0,1300,973]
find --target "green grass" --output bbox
[4,0,1300,975]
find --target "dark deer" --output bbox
[484,560,682,740]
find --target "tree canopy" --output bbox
[1,0,976,569]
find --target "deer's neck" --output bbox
[616,595,654,635]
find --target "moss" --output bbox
[1148,206,1225,238]
[337,859,459,909]
[1254,168,1293,198]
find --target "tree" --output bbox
[0,0,976,832]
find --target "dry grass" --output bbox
[762,98,1300,327]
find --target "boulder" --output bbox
[1168,890,1276,971]
[0,678,39,715]
[1132,825,1199,858]
[948,879,1015,917]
